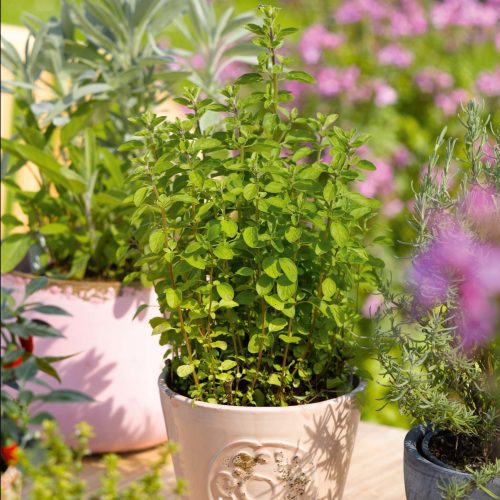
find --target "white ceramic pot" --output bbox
[158,373,365,499]
[3,273,167,453]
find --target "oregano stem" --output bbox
[146,142,201,392]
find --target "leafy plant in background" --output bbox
[126,5,382,406]
[0,0,185,279]
[0,0,255,281]
[376,102,499,497]
[172,0,258,98]
[1,277,91,471]
[15,420,184,499]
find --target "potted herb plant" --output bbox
[1,277,90,497]
[1,0,254,452]
[13,420,184,499]
[126,6,382,497]
[377,102,499,500]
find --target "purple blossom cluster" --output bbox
[431,0,500,29]
[475,67,500,97]
[299,24,344,65]
[336,0,428,37]
[411,184,500,351]
[377,44,414,68]
[414,68,472,116]
[414,68,454,93]
[356,145,414,207]
[293,0,499,115]
[335,0,499,31]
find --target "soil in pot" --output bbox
[428,431,495,472]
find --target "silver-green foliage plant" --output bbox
[1,0,187,279]
[17,420,184,499]
[376,102,499,494]
[0,0,254,281]
[173,0,258,97]
[126,6,382,406]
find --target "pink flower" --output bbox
[357,159,395,198]
[190,53,204,70]
[460,183,500,242]
[335,2,363,23]
[362,293,384,318]
[341,66,361,89]
[283,80,309,100]
[431,0,499,29]
[316,66,360,96]
[317,68,342,96]
[476,68,500,97]
[377,44,414,68]
[411,219,500,351]
[434,89,468,116]
[321,148,332,163]
[382,198,405,218]
[415,68,454,94]
[393,145,411,168]
[389,1,428,37]
[372,80,398,106]
[219,61,249,82]
[299,24,344,64]
[346,85,373,104]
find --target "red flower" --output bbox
[3,356,23,369]
[20,336,34,353]
[1,443,19,465]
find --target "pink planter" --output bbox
[159,373,365,499]
[3,273,166,453]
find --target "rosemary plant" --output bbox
[376,102,499,488]
[125,6,382,406]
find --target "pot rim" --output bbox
[158,369,366,414]
[404,424,472,479]
[4,271,145,292]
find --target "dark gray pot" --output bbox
[404,425,500,500]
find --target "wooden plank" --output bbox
[344,422,406,500]
[81,422,407,498]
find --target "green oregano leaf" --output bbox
[330,222,349,247]
[177,364,194,378]
[243,227,260,248]
[278,258,298,282]
[216,283,235,301]
[262,256,281,278]
[321,278,337,299]
[285,71,315,83]
[149,230,165,254]
[166,288,181,308]
[269,318,288,332]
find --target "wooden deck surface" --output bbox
[82,421,406,499]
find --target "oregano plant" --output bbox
[125,5,382,406]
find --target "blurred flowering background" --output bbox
[2,0,499,428]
